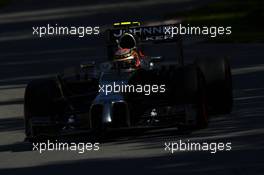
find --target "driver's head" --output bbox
[113,33,140,68]
[119,33,136,49]
[113,48,136,68]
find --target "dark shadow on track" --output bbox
[0,98,23,106]
[0,117,24,132]
[0,149,263,175]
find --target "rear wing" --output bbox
[105,23,184,64]
[106,24,182,44]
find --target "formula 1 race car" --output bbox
[24,21,233,139]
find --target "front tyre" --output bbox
[24,79,60,138]
[195,57,233,114]
[183,65,209,129]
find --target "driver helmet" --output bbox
[113,33,141,68]
[113,47,141,68]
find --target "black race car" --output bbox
[24,22,233,139]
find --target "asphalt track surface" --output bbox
[0,0,264,174]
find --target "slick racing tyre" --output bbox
[195,57,233,114]
[182,65,209,129]
[157,64,209,129]
[24,79,61,138]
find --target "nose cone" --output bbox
[102,102,112,124]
